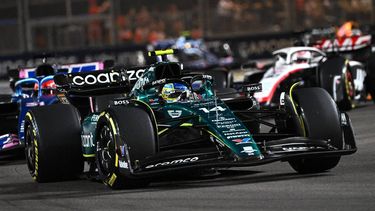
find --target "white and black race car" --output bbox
[249,46,369,110]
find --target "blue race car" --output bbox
[152,36,234,70]
[0,61,107,155]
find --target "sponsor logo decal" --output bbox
[120,145,126,157]
[167,110,182,118]
[149,98,159,104]
[119,160,129,169]
[26,102,39,107]
[145,157,199,169]
[127,69,145,81]
[20,120,25,134]
[244,83,262,93]
[199,106,226,113]
[281,146,323,152]
[82,133,95,147]
[91,114,99,122]
[317,35,371,51]
[113,99,129,106]
[133,76,149,89]
[68,63,99,73]
[57,94,69,104]
[241,146,255,155]
[151,78,166,86]
[202,75,212,80]
[279,92,285,105]
[232,137,252,144]
[72,72,126,86]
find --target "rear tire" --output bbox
[337,69,355,110]
[0,94,12,102]
[288,87,343,174]
[24,104,83,182]
[96,105,157,189]
[0,102,18,134]
[365,75,375,103]
[319,56,354,110]
[366,54,375,103]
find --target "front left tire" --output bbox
[96,105,157,189]
[287,87,343,174]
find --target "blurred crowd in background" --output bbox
[115,3,202,44]
[0,0,373,55]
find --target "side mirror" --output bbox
[191,79,204,92]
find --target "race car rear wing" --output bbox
[17,61,108,79]
[54,65,147,96]
[54,69,129,96]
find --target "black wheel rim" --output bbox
[97,124,116,176]
[25,125,35,174]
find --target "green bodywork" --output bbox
[81,62,262,159]
[81,114,99,157]
[155,99,262,159]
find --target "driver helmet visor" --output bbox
[161,83,189,103]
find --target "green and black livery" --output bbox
[24,50,356,188]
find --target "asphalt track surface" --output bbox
[0,81,375,210]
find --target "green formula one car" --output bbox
[24,50,356,189]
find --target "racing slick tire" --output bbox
[0,94,12,102]
[319,56,355,110]
[337,68,355,110]
[0,102,18,135]
[288,87,342,174]
[24,104,83,182]
[365,75,375,103]
[365,74,375,103]
[366,53,375,103]
[96,105,157,189]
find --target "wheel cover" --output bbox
[25,125,35,174]
[97,125,116,176]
